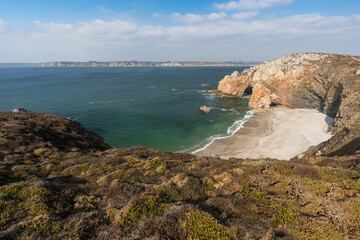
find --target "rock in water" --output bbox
[201,83,210,87]
[12,108,29,112]
[199,106,211,113]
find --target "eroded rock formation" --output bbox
[217,53,360,131]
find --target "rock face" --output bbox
[301,124,360,157]
[217,53,360,131]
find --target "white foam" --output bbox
[180,110,254,154]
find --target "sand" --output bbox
[195,109,333,160]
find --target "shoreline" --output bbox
[195,108,333,160]
[186,110,254,154]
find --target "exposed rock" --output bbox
[356,69,360,75]
[199,106,211,113]
[217,72,252,96]
[301,124,360,157]
[201,83,210,87]
[270,93,283,106]
[248,83,271,109]
[12,108,29,113]
[207,89,238,97]
[215,53,360,131]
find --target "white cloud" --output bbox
[232,11,258,19]
[96,6,113,13]
[215,0,293,10]
[0,19,10,29]
[0,14,359,62]
[168,12,227,23]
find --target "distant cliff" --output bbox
[42,60,262,67]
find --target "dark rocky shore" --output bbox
[1,53,360,239]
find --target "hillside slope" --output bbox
[0,111,359,239]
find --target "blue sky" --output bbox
[0,0,359,62]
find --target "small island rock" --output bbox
[201,83,210,87]
[199,106,211,113]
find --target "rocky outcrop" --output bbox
[0,111,111,156]
[301,124,360,157]
[216,53,360,132]
[199,106,211,113]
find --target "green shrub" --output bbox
[270,164,294,176]
[274,206,300,225]
[72,163,106,175]
[145,157,167,172]
[252,188,268,200]
[179,207,231,240]
[119,194,168,225]
[0,185,49,222]
[29,217,61,237]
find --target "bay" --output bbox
[0,66,250,152]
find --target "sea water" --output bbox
[0,66,251,152]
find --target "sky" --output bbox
[0,0,359,62]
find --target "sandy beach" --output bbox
[195,108,333,160]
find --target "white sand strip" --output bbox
[195,109,333,160]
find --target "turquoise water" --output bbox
[0,66,251,152]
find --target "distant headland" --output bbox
[42,60,262,67]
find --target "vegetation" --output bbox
[0,111,360,239]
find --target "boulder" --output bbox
[199,106,211,113]
[12,108,29,113]
[201,83,210,87]
[356,70,360,75]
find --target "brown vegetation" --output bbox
[1,111,360,239]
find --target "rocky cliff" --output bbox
[217,53,360,131]
[216,53,360,158]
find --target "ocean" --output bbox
[0,66,252,152]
